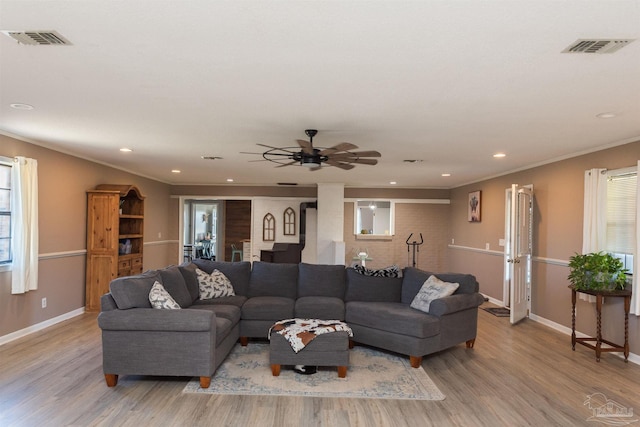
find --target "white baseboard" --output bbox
[528,312,640,366]
[481,293,504,306]
[0,307,85,346]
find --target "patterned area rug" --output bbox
[183,343,445,400]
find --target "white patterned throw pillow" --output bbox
[410,275,459,313]
[196,268,236,300]
[149,281,181,309]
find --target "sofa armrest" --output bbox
[428,292,485,317]
[100,293,118,312]
[98,308,215,332]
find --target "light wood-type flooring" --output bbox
[1,305,639,426]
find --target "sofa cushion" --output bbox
[149,281,181,310]
[294,296,345,320]
[345,268,402,302]
[190,303,241,324]
[196,268,236,300]
[248,262,298,299]
[401,267,479,304]
[214,316,235,345]
[178,262,200,302]
[241,296,295,320]
[109,270,162,309]
[345,301,440,339]
[191,295,248,308]
[297,263,346,298]
[410,275,459,313]
[158,265,193,308]
[192,259,251,296]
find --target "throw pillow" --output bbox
[149,281,181,309]
[410,275,459,313]
[353,264,400,278]
[196,268,236,300]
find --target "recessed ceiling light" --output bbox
[171,169,181,174]
[10,103,34,110]
[201,156,223,160]
[226,178,234,182]
[389,181,397,185]
[119,148,132,152]
[596,112,616,119]
[403,159,424,163]
[493,153,506,158]
[441,173,451,177]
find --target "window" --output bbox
[263,213,275,241]
[606,167,636,275]
[283,207,296,236]
[0,158,11,264]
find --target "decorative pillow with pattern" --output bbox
[410,275,459,313]
[149,281,181,309]
[353,264,400,278]
[196,268,236,300]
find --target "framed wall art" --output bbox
[468,191,481,222]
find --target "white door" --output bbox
[504,184,533,325]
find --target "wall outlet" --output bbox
[451,238,455,244]
[499,238,506,247]
[158,232,162,239]
[485,243,490,250]
[41,297,47,308]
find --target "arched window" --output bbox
[283,207,296,236]
[263,213,275,241]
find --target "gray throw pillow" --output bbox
[410,275,459,313]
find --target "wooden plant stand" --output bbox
[569,285,631,362]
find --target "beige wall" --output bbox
[0,134,176,338]
[449,140,640,355]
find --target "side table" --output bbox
[569,285,631,362]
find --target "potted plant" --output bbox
[567,252,629,291]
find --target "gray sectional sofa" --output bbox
[98,260,484,388]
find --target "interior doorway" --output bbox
[183,200,222,261]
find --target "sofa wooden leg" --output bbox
[104,374,118,387]
[409,355,422,368]
[271,364,281,376]
[240,336,248,346]
[337,366,347,378]
[466,338,476,348]
[348,339,354,349]
[199,376,211,389]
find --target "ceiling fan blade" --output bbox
[325,159,355,170]
[319,142,358,155]
[297,139,314,155]
[275,160,298,168]
[257,143,299,154]
[342,158,378,165]
[328,152,382,161]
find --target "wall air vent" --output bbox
[1,30,71,45]
[562,39,634,54]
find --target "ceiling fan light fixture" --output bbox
[300,157,321,168]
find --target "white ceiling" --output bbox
[1,1,639,188]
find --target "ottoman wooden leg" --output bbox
[271,364,281,376]
[104,374,118,387]
[337,366,347,378]
[410,355,422,368]
[199,376,211,389]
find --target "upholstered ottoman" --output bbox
[269,319,351,378]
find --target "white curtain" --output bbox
[633,160,640,315]
[580,168,607,302]
[11,157,39,294]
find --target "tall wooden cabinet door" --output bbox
[87,193,118,253]
[85,254,116,311]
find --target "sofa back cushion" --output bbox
[158,265,193,308]
[401,267,479,304]
[178,262,200,302]
[297,263,346,298]
[248,262,298,299]
[192,259,251,296]
[345,268,402,302]
[109,270,162,309]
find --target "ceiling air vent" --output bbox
[562,39,634,54]
[1,30,71,45]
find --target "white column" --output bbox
[316,183,345,265]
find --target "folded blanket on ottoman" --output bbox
[269,318,353,353]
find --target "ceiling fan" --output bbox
[241,129,381,171]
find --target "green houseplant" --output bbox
[567,252,629,291]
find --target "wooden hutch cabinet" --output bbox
[85,184,145,311]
